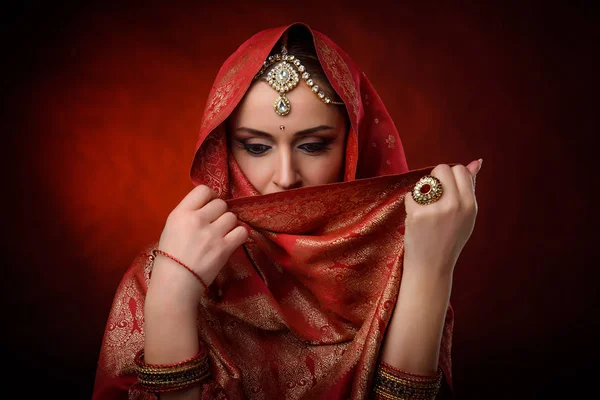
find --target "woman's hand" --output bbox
[150,185,249,301]
[144,185,247,369]
[403,159,482,277]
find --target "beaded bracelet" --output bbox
[151,249,210,292]
[134,348,211,393]
[372,361,443,400]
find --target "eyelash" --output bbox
[236,140,332,156]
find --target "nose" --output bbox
[273,148,302,190]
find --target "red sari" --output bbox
[92,23,453,400]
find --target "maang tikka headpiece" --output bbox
[253,45,344,116]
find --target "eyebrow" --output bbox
[235,125,335,138]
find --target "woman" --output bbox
[92,23,481,399]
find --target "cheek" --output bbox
[231,149,271,187]
[302,148,345,184]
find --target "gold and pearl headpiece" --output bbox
[254,46,344,116]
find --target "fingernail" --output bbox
[476,158,483,173]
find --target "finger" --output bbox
[466,158,482,176]
[404,188,416,212]
[466,158,482,191]
[211,211,239,237]
[178,185,218,211]
[197,198,228,223]
[406,164,459,214]
[452,164,477,198]
[223,225,249,252]
[430,164,459,208]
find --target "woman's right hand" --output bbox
[149,185,249,302]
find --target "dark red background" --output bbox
[3,1,597,398]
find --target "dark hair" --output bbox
[259,25,342,103]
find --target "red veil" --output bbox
[92,23,453,399]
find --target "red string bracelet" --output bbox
[151,249,209,292]
[134,347,208,368]
[379,360,442,379]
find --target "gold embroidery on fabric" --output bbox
[196,126,229,197]
[217,293,287,331]
[201,53,250,133]
[203,82,235,131]
[201,33,274,134]
[221,257,253,281]
[143,251,154,283]
[185,170,446,398]
[232,179,396,234]
[243,241,271,285]
[198,293,351,398]
[232,330,347,399]
[102,259,147,377]
[386,135,395,149]
[280,287,338,340]
[314,36,359,120]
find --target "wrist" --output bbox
[402,251,456,282]
[397,266,453,312]
[402,262,454,285]
[145,289,201,329]
[381,261,453,374]
[147,258,206,307]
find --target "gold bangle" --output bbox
[134,349,211,393]
[372,361,442,400]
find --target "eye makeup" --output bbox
[233,137,336,156]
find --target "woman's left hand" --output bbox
[403,159,482,277]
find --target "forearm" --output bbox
[379,263,453,376]
[144,259,204,399]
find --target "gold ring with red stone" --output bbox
[411,175,444,205]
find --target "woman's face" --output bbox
[228,80,348,195]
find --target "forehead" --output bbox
[230,81,341,130]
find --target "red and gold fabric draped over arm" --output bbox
[92,23,453,400]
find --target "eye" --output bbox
[298,142,331,154]
[243,143,271,155]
